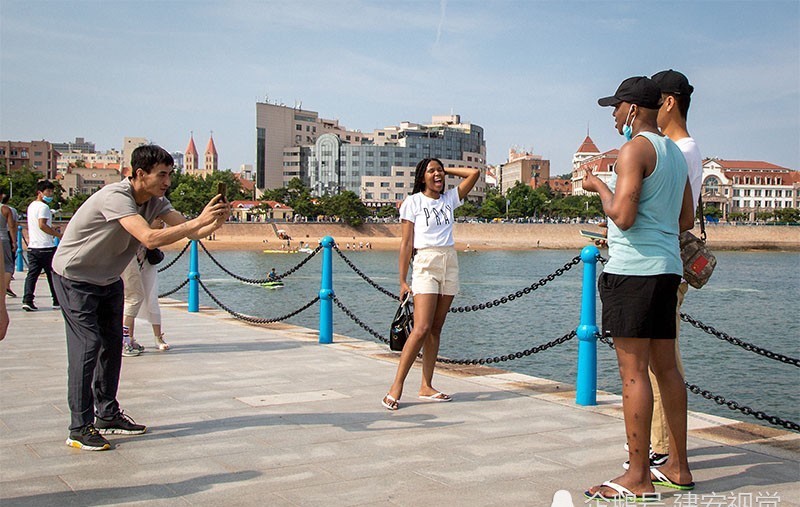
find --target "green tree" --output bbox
[61,193,91,214]
[727,211,747,222]
[377,204,399,218]
[454,201,479,219]
[319,191,370,226]
[774,207,799,223]
[166,170,246,216]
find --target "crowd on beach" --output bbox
[0,68,711,503]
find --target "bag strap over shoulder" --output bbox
[697,194,707,243]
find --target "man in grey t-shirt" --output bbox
[53,145,229,451]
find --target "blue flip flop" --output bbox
[650,466,695,490]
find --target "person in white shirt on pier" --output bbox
[381,158,479,411]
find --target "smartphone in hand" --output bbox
[579,229,606,241]
[216,182,227,202]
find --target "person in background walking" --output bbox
[22,180,61,311]
[583,76,695,500]
[381,158,479,410]
[1,191,17,298]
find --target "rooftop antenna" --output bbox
[587,121,590,137]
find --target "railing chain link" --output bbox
[332,295,575,364]
[681,313,799,367]
[333,245,400,301]
[157,241,191,273]
[158,278,190,298]
[198,278,320,324]
[450,255,581,313]
[596,334,799,432]
[198,240,322,284]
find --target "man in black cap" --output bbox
[583,76,695,501]
[637,68,702,478]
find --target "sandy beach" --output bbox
[165,222,800,253]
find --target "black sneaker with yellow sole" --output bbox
[95,411,147,435]
[66,424,111,451]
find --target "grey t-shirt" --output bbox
[52,178,174,286]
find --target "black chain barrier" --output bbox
[157,241,191,273]
[332,294,576,365]
[681,313,800,367]
[198,240,322,284]
[197,278,320,324]
[158,278,190,298]
[333,245,401,301]
[449,255,582,313]
[596,335,799,432]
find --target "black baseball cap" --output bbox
[597,76,662,109]
[651,69,694,96]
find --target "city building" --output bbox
[184,134,199,174]
[56,149,123,172]
[171,151,184,171]
[498,148,551,195]
[570,132,799,220]
[0,140,59,179]
[255,102,487,206]
[229,200,294,222]
[571,149,618,196]
[547,177,572,196]
[183,133,217,178]
[52,137,95,154]
[61,167,121,197]
[121,137,148,176]
[700,159,799,220]
[304,115,486,206]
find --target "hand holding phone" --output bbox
[216,182,227,202]
[579,229,606,241]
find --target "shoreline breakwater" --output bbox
[179,222,800,252]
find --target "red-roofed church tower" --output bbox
[184,133,199,175]
[204,133,218,177]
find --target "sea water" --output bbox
[157,247,800,428]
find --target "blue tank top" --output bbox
[605,131,688,276]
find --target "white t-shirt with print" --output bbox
[674,137,702,214]
[399,188,462,249]
[27,200,57,248]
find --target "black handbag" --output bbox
[389,293,414,352]
[680,195,716,289]
[145,248,165,266]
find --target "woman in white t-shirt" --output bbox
[382,158,480,410]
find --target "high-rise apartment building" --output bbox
[0,140,59,179]
[52,137,96,154]
[255,102,487,204]
[499,148,551,195]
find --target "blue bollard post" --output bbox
[188,240,199,313]
[318,236,335,344]
[576,245,600,406]
[15,225,24,272]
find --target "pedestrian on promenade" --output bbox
[0,252,7,341]
[0,190,17,298]
[121,218,171,357]
[628,69,701,478]
[22,180,61,311]
[582,77,695,500]
[52,145,229,451]
[381,158,479,410]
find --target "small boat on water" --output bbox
[262,280,285,289]
[298,247,314,254]
[263,249,295,254]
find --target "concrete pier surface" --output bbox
[1,279,798,506]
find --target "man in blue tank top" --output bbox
[583,76,696,501]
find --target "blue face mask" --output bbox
[622,106,635,141]
[42,196,54,203]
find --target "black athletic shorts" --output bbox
[599,272,680,339]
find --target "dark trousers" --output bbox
[23,247,58,305]
[53,273,124,430]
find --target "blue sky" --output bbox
[1,0,798,177]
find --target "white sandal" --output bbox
[154,334,170,351]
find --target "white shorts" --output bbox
[411,246,459,296]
